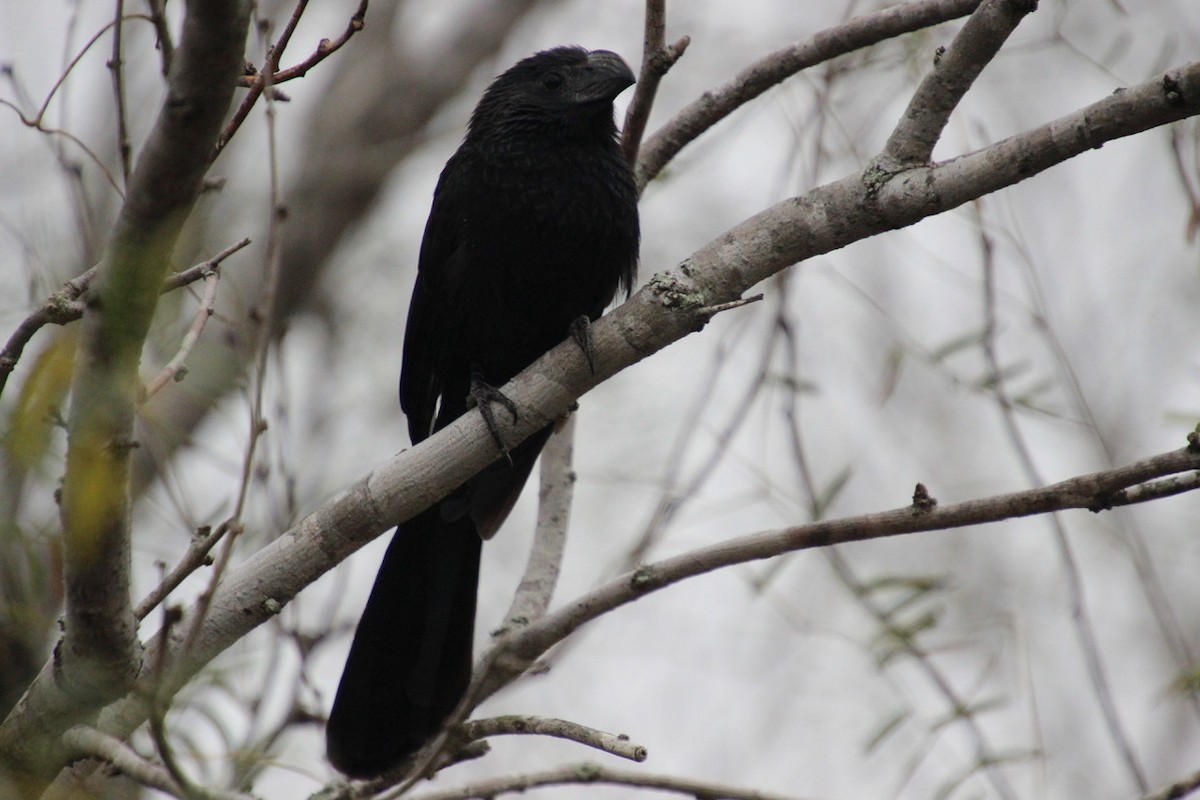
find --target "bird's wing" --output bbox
[399,149,473,444]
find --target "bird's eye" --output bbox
[542,72,564,91]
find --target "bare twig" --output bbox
[500,413,577,631]
[108,0,132,182]
[144,0,175,74]
[142,265,221,400]
[485,445,1200,699]
[133,525,226,621]
[407,762,808,800]
[0,98,125,196]
[62,726,182,797]
[235,0,369,89]
[621,0,689,166]
[174,15,289,675]
[618,305,775,571]
[1142,766,1200,800]
[149,605,204,800]
[217,0,369,154]
[0,13,156,195]
[162,238,252,291]
[0,237,250,401]
[974,200,1147,792]
[460,716,647,762]
[698,293,763,320]
[1169,125,1200,241]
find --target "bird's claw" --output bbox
[469,369,518,459]
[570,315,597,373]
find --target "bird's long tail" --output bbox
[325,426,552,776]
[325,506,481,777]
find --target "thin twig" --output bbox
[217,0,368,154]
[142,265,221,400]
[407,762,808,800]
[501,413,577,631]
[617,307,777,570]
[0,237,250,401]
[0,98,125,196]
[697,293,763,320]
[134,524,226,621]
[461,715,647,762]
[1142,766,1200,800]
[974,200,1148,792]
[0,13,154,194]
[174,14,287,674]
[621,0,689,166]
[62,726,182,797]
[150,604,200,799]
[144,0,175,74]
[235,0,368,88]
[109,0,133,182]
[1106,471,1200,506]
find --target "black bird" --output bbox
[326,46,640,777]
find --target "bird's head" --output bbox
[468,46,636,141]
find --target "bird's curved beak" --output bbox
[576,49,636,104]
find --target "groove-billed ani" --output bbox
[326,46,640,777]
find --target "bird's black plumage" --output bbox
[326,46,640,777]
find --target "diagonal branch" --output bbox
[881,0,1037,166]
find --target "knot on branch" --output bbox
[629,564,663,592]
[649,35,691,74]
[1162,73,1185,106]
[648,269,706,312]
[1008,0,1040,16]
[1088,492,1117,513]
[862,155,912,199]
[911,483,938,515]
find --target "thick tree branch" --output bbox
[0,0,250,790]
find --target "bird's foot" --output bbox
[468,368,519,458]
[569,315,597,373]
